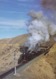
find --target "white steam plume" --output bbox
[25,11,56,51]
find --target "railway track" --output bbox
[0,42,54,79]
[0,51,44,79]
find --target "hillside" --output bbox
[0,34,56,79]
[0,34,28,74]
[19,44,56,79]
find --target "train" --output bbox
[18,43,50,64]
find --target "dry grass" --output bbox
[45,44,56,77]
[19,42,56,79]
[0,34,28,73]
[0,34,56,79]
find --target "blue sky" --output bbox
[0,0,42,39]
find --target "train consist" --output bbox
[18,42,52,64]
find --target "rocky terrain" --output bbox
[19,43,56,79]
[0,34,28,74]
[0,34,56,79]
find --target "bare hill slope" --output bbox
[19,44,56,79]
[0,34,28,73]
[0,34,56,79]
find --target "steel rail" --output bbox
[0,52,44,79]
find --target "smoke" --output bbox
[41,0,56,23]
[25,11,56,51]
[42,0,56,10]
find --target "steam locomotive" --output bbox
[18,43,49,64]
